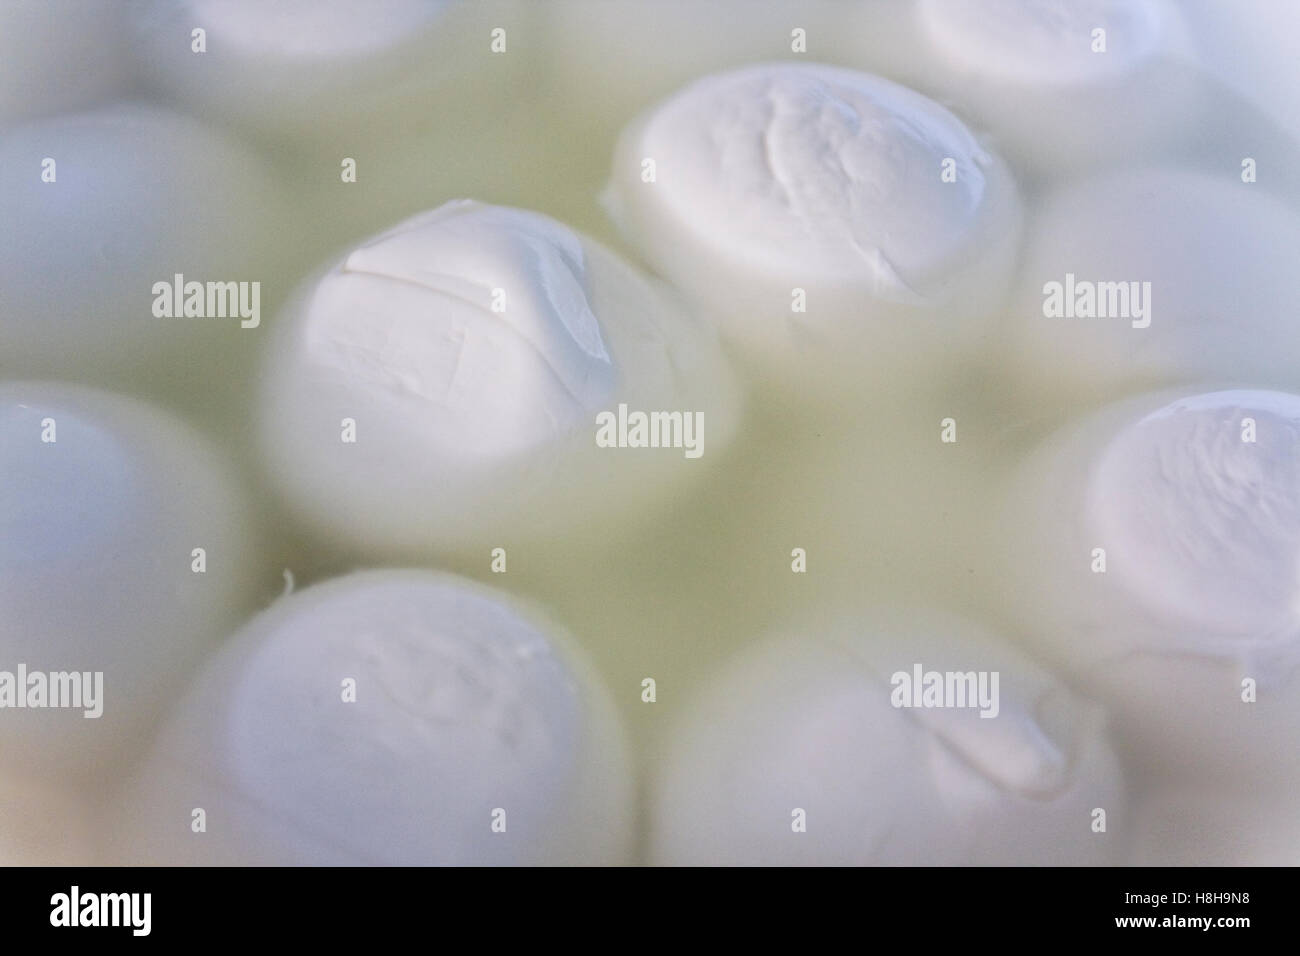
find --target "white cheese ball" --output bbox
[128,0,524,141]
[999,388,1300,781]
[0,103,286,386]
[604,63,1022,388]
[0,382,265,782]
[0,0,132,129]
[104,570,633,866]
[913,0,1197,174]
[1002,168,1300,400]
[258,199,740,559]
[651,610,1124,866]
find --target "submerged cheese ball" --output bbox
[651,610,1124,865]
[104,570,633,866]
[0,103,285,385]
[258,200,740,557]
[604,63,1022,383]
[922,0,1167,83]
[914,0,1196,173]
[999,389,1300,779]
[129,0,522,139]
[0,382,264,781]
[1003,168,1300,399]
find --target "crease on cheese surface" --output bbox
[300,201,618,462]
[635,63,993,300]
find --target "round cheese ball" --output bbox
[651,609,1125,865]
[257,199,741,559]
[913,0,1198,174]
[0,381,265,781]
[998,388,1300,780]
[0,103,286,388]
[104,570,633,865]
[604,62,1022,389]
[128,0,526,141]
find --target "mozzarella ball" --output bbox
[604,63,1022,388]
[1002,168,1300,400]
[651,610,1124,865]
[128,0,525,141]
[529,2,925,253]
[998,388,1300,780]
[0,103,286,387]
[258,199,741,559]
[104,570,633,865]
[0,382,265,781]
[0,0,132,129]
[912,0,1198,174]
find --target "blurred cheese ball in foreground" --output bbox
[1003,168,1300,401]
[259,199,740,559]
[0,103,285,389]
[998,388,1300,781]
[0,0,131,129]
[912,0,1197,175]
[128,0,525,141]
[0,382,264,782]
[651,610,1123,865]
[105,570,632,865]
[604,63,1022,391]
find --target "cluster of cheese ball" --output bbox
[3,0,1300,866]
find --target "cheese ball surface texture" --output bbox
[999,388,1300,780]
[604,62,1022,384]
[258,199,740,558]
[651,611,1124,865]
[104,570,633,866]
